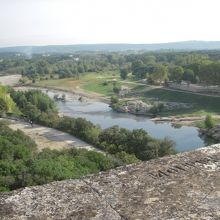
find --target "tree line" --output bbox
[2,51,220,85]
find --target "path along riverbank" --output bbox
[0,118,103,153]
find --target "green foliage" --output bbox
[0,86,19,115]
[0,123,120,192]
[10,89,176,162]
[183,69,195,83]
[110,95,119,104]
[1,51,220,86]
[113,84,121,94]
[204,115,216,129]
[120,67,129,80]
[169,65,184,83]
[115,151,139,164]
[0,98,8,115]
[11,89,57,121]
[98,126,176,161]
[142,88,220,115]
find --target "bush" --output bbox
[102,81,108,86]
[111,95,119,104]
[0,123,119,192]
[205,115,216,129]
[113,85,121,94]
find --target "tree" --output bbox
[183,69,195,83]
[131,60,147,79]
[120,68,129,80]
[151,64,168,84]
[169,65,184,83]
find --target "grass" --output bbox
[35,71,136,96]
[35,72,220,117]
[82,81,116,96]
[139,87,220,116]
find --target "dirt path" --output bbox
[1,118,103,153]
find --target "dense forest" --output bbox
[1,50,220,85]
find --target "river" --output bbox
[16,87,213,152]
[38,89,213,152]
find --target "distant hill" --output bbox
[1,41,220,54]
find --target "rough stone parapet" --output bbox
[1,144,220,219]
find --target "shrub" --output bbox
[111,95,119,104]
[204,115,216,129]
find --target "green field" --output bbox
[136,87,220,116]
[35,71,137,96]
[34,72,220,117]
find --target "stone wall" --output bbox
[0,144,220,220]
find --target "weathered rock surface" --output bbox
[112,100,193,116]
[1,144,220,220]
[113,100,152,115]
[202,125,220,141]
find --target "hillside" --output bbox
[1,41,220,54]
[1,144,219,220]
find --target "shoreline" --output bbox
[14,84,220,128]
[15,84,111,104]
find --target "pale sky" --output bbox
[0,0,220,47]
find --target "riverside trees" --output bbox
[0,121,119,192]
[10,89,176,163]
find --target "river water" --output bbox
[40,89,212,152]
[16,87,212,152]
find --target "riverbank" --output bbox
[16,84,111,104]
[8,85,209,151]
[15,85,214,128]
[0,118,102,153]
[152,115,220,126]
[200,125,220,142]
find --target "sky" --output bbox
[0,0,220,47]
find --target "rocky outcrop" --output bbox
[1,144,220,220]
[201,125,220,141]
[112,100,193,116]
[112,100,153,115]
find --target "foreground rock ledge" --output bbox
[1,145,220,220]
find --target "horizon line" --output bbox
[1,40,220,49]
